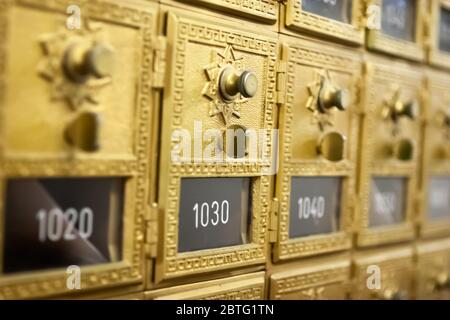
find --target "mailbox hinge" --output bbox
[152,36,167,89]
[269,198,280,243]
[275,60,287,106]
[145,203,159,259]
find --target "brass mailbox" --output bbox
[281,0,365,45]
[154,7,278,283]
[352,245,414,299]
[272,36,360,261]
[164,0,279,24]
[416,238,450,299]
[0,0,158,298]
[419,69,450,238]
[269,254,351,299]
[366,0,426,61]
[356,56,422,247]
[146,272,265,300]
[428,0,450,69]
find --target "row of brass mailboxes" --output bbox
[0,0,449,298]
[102,240,450,300]
[144,0,450,70]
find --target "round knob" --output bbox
[379,289,407,300]
[64,42,114,83]
[435,273,450,290]
[319,85,350,112]
[87,44,114,78]
[317,132,346,162]
[64,111,101,152]
[219,66,258,101]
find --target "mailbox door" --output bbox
[352,246,414,299]
[146,272,265,300]
[357,56,422,247]
[155,7,278,283]
[273,36,360,261]
[269,254,351,299]
[420,69,450,238]
[366,0,426,61]
[0,0,158,299]
[282,0,364,45]
[416,239,450,299]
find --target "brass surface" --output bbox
[0,0,449,300]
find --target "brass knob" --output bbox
[395,100,419,120]
[317,132,346,162]
[395,138,415,161]
[378,289,407,300]
[219,66,258,101]
[64,42,114,83]
[435,273,450,290]
[319,84,350,112]
[64,111,101,152]
[437,108,450,127]
[385,99,419,122]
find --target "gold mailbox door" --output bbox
[269,255,351,300]
[283,0,364,44]
[352,246,414,299]
[416,239,450,299]
[146,272,265,300]
[155,7,278,283]
[428,0,450,69]
[420,69,450,238]
[357,56,422,247]
[273,36,360,261]
[0,0,158,299]
[366,0,426,61]
[164,0,279,24]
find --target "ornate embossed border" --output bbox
[0,0,156,299]
[428,0,450,69]
[156,11,277,282]
[366,0,426,61]
[147,272,265,300]
[174,0,278,24]
[357,59,421,248]
[420,69,450,239]
[273,39,359,261]
[285,0,364,45]
[270,261,350,299]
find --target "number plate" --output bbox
[301,0,352,23]
[381,0,417,41]
[429,2,450,68]
[178,178,251,252]
[439,7,450,52]
[369,177,407,227]
[284,0,364,44]
[427,177,450,221]
[3,178,124,273]
[289,177,342,238]
[366,0,424,61]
